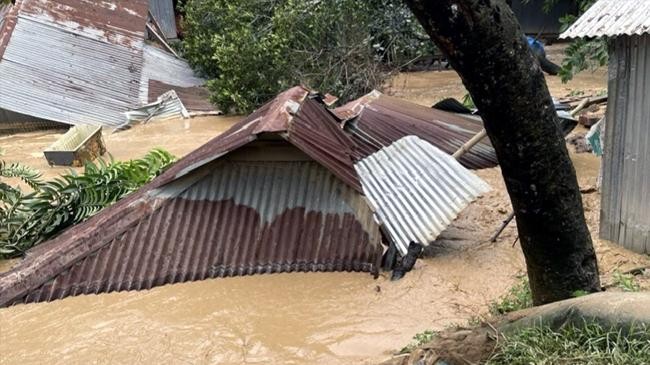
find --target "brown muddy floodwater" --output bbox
[0,243,524,365]
[0,166,526,364]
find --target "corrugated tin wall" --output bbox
[11,159,383,305]
[600,34,650,254]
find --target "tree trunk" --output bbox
[404,0,600,305]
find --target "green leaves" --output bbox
[0,149,175,258]
[180,0,432,113]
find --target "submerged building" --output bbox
[0,0,214,130]
[0,86,493,307]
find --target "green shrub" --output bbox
[0,149,175,258]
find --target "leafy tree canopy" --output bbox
[180,0,434,113]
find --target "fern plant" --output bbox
[0,149,175,258]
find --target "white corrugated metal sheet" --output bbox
[139,44,205,103]
[600,34,650,254]
[124,90,189,127]
[356,135,490,255]
[560,0,650,39]
[0,1,146,127]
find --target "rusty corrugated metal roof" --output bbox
[154,86,362,191]
[2,160,382,306]
[333,91,499,169]
[560,0,650,39]
[0,0,148,127]
[0,1,207,128]
[0,86,492,307]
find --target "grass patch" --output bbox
[612,271,640,292]
[489,276,533,315]
[399,329,437,354]
[488,322,650,365]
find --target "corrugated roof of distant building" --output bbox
[560,0,650,38]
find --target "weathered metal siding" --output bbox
[560,0,650,39]
[6,160,382,306]
[149,0,178,39]
[600,34,650,254]
[0,0,148,127]
[139,44,205,103]
[356,136,490,255]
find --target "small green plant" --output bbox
[0,149,175,258]
[488,322,650,365]
[612,271,640,292]
[461,93,476,109]
[572,289,590,298]
[399,329,437,354]
[490,276,533,315]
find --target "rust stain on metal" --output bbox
[333,91,498,169]
[0,87,380,307]
[20,0,148,47]
[0,86,493,307]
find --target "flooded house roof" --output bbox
[0,0,212,128]
[0,86,490,307]
[560,0,650,39]
[333,91,499,170]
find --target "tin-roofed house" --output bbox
[561,0,650,254]
[0,0,216,132]
[0,86,491,307]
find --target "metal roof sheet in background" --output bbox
[335,92,499,170]
[0,18,144,126]
[149,0,178,39]
[19,0,148,42]
[560,0,650,39]
[148,80,218,113]
[0,0,149,127]
[356,136,490,255]
[125,90,190,127]
[2,160,383,306]
[139,44,205,103]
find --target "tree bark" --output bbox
[404,0,600,305]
